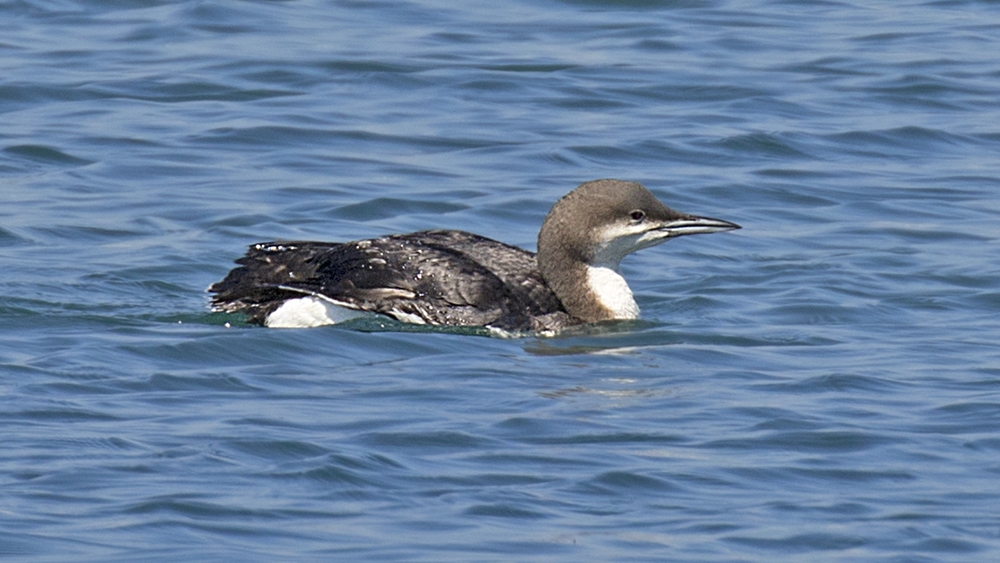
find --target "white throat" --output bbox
[585,264,639,319]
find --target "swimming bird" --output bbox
[209,179,740,333]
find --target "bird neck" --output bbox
[585,263,640,319]
[538,245,638,323]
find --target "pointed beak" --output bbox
[655,215,741,237]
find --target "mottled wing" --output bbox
[210,230,565,330]
[396,231,563,315]
[209,241,343,324]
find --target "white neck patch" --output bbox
[585,265,639,319]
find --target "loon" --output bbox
[209,179,740,333]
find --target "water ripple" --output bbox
[4,0,1000,561]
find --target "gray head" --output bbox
[537,179,740,322]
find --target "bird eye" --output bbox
[629,210,645,222]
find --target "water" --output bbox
[3,0,1000,560]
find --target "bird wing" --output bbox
[209,230,564,330]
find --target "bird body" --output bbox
[210,180,740,333]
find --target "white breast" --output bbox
[585,265,640,319]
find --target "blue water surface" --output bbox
[3,0,1000,561]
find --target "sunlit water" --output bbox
[3,1,1000,561]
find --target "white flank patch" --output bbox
[265,296,368,328]
[586,265,640,319]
